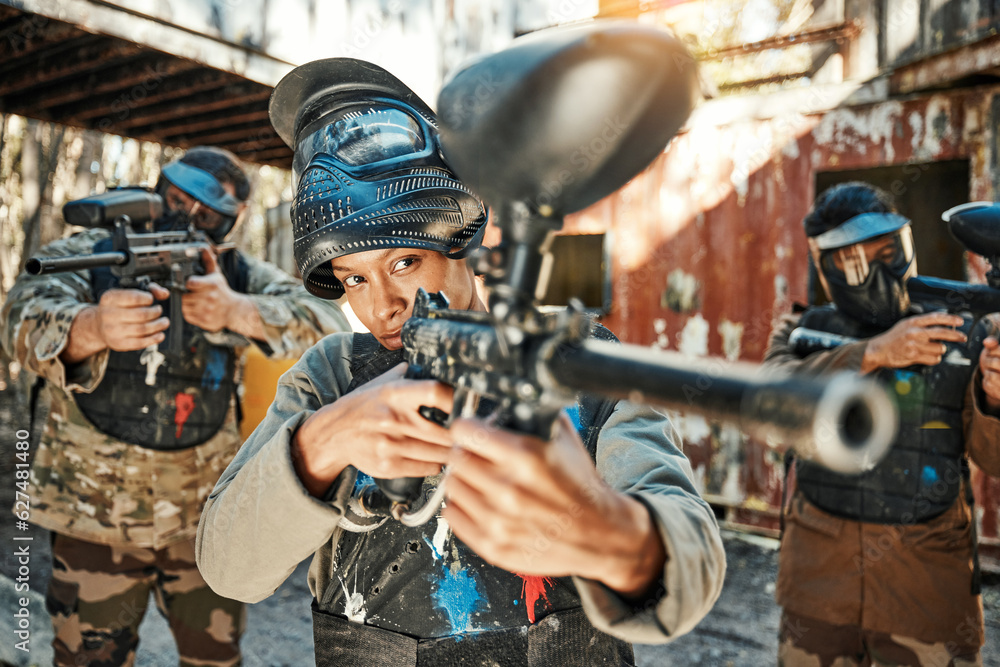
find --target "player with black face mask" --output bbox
[763,181,1000,666]
[808,211,916,329]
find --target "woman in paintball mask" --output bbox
[197,57,725,666]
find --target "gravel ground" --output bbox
[0,385,997,666]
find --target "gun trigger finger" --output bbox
[200,247,219,274]
[147,282,170,300]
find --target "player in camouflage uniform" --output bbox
[1,146,351,667]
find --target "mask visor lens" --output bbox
[819,229,914,287]
[293,104,430,181]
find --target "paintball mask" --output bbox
[155,160,244,243]
[269,58,487,299]
[809,212,916,329]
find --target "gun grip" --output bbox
[168,289,184,356]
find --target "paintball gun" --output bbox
[360,21,898,526]
[25,189,221,356]
[791,201,1000,357]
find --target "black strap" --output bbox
[348,333,405,392]
[28,376,45,447]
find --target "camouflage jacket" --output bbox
[1,228,351,548]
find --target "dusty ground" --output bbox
[0,385,997,666]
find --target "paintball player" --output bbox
[197,59,725,664]
[763,181,1000,666]
[1,146,351,666]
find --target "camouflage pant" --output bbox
[46,533,244,667]
[779,609,981,667]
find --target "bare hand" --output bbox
[292,365,455,497]
[979,337,1000,412]
[183,248,245,332]
[94,285,170,351]
[862,312,966,372]
[444,414,664,595]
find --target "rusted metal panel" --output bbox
[891,32,1000,95]
[565,85,1000,544]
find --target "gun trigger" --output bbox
[418,405,450,427]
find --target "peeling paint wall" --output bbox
[565,85,1000,540]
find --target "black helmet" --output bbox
[269,58,488,299]
[155,146,249,243]
[805,182,916,328]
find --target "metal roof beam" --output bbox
[149,108,272,139]
[114,86,271,130]
[15,56,201,113]
[5,0,293,86]
[0,38,141,97]
[61,70,234,122]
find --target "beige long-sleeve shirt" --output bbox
[196,332,727,645]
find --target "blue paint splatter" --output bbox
[564,404,583,435]
[431,565,483,633]
[921,466,939,486]
[353,471,374,493]
[201,348,227,390]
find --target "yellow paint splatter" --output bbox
[895,380,911,395]
[920,421,951,430]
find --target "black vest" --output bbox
[794,304,980,524]
[73,237,249,451]
[313,328,635,666]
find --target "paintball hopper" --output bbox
[63,189,164,229]
[436,20,699,215]
[942,202,1000,259]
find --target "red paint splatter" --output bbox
[174,392,195,438]
[516,574,555,623]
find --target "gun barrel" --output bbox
[25,252,128,276]
[550,339,896,474]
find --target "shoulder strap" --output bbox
[575,322,621,457]
[347,333,406,392]
[219,249,250,294]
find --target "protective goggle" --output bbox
[162,187,233,233]
[160,161,242,240]
[292,101,439,183]
[811,226,914,286]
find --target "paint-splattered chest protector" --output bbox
[269,59,487,300]
[73,238,249,450]
[809,212,917,329]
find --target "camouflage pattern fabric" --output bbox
[47,532,244,667]
[0,227,350,548]
[779,609,982,667]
